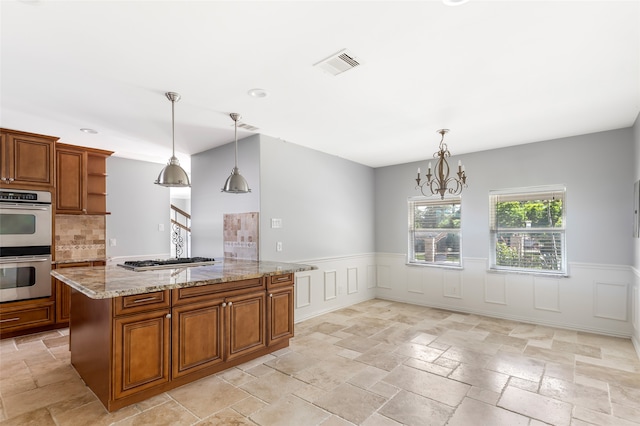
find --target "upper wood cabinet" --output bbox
[0,128,58,189]
[55,143,113,215]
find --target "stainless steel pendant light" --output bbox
[155,92,191,187]
[221,113,251,193]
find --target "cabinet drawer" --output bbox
[0,301,55,331]
[173,278,264,306]
[114,291,170,316]
[268,273,293,288]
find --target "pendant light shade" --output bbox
[155,92,191,187]
[222,113,251,193]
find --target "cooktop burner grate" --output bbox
[118,257,217,271]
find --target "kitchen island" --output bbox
[51,259,316,412]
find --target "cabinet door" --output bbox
[56,148,86,213]
[4,132,55,187]
[172,299,225,378]
[113,310,170,399]
[267,286,294,346]
[225,291,266,362]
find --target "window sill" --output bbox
[488,268,569,278]
[407,262,463,270]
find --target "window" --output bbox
[408,197,461,267]
[489,186,566,275]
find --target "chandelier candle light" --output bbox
[415,129,467,199]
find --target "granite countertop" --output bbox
[51,259,317,300]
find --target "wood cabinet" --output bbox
[55,143,113,214]
[113,309,171,399]
[267,273,295,345]
[171,278,265,377]
[172,297,225,378]
[0,128,57,189]
[226,291,266,361]
[68,274,294,412]
[53,261,105,324]
[0,299,55,335]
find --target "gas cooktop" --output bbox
[117,257,217,271]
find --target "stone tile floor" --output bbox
[1,299,639,425]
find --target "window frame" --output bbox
[407,196,462,269]
[489,185,567,276]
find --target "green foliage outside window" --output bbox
[492,193,565,273]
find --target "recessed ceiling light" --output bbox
[80,128,98,134]
[247,88,268,98]
[443,0,470,6]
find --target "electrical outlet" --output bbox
[109,238,116,247]
[276,242,283,252]
[271,218,283,228]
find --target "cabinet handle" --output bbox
[8,178,14,182]
[0,317,20,323]
[275,276,289,282]
[221,302,227,307]
[0,177,6,182]
[166,314,171,319]
[228,302,232,306]
[132,296,158,303]
[269,293,273,298]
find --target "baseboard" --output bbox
[633,335,640,361]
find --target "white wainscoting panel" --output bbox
[294,254,635,340]
[293,254,377,323]
[295,273,311,308]
[347,267,358,294]
[407,267,424,294]
[534,277,561,312]
[377,264,392,289]
[373,254,634,338]
[443,269,462,299]
[484,273,507,305]
[324,270,337,301]
[367,264,377,289]
[632,268,640,359]
[594,281,628,321]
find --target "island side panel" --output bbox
[70,288,112,408]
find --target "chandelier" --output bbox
[415,129,467,199]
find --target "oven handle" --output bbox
[0,204,51,211]
[0,257,50,264]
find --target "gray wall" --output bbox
[106,157,171,258]
[190,134,261,258]
[258,135,375,261]
[375,128,635,266]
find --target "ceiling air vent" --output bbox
[314,49,361,76]
[237,122,259,132]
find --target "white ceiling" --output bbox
[1,0,639,171]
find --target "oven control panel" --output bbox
[0,190,51,204]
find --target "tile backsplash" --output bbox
[224,212,259,260]
[55,215,106,261]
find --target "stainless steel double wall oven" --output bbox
[0,189,52,302]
